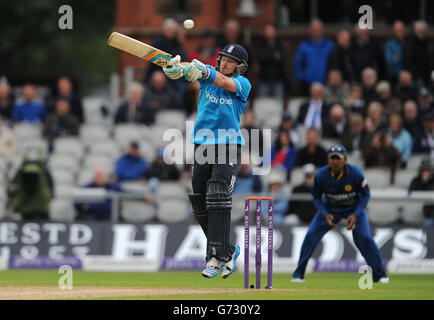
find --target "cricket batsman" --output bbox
[162,44,251,278]
[292,144,389,283]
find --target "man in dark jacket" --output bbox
[43,98,80,144]
[408,159,434,225]
[328,29,356,83]
[403,20,432,85]
[295,128,328,168]
[351,27,385,82]
[49,77,84,123]
[257,24,287,99]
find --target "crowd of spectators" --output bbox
[0,17,433,226]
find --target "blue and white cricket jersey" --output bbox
[191,65,251,145]
[311,164,370,217]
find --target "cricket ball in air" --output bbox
[183,19,195,29]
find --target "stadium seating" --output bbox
[156,182,188,201]
[394,169,418,188]
[156,199,190,223]
[114,124,143,148]
[83,155,114,174]
[253,97,283,128]
[82,97,111,124]
[401,202,425,225]
[155,110,187,131]
[77,168,96,186]
[121,200,156,223]
[49,198,76,222]
[364,168,391,188]
[48,154,80,172]
[53,137,85,159]
[80,124,111,144]
[12,123,42,141]
[367,202,401,225]
[289,168,304,186]
[88,139,122,160]
[51,169,76,186]
[287,97,308,120]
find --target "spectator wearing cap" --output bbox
[145,148,180,181]
[341,113,373,156]
[385,21,407,84]
[265,171,288,226]
[417,87,433,116]
[323,70,349,105]
[376,81,402,117]
[413,111,434,156]
[346,83,366,117]
[257,24,287,99]
[296,83,330,130]
[12,84,46,124]
[267,130,297,182]
[278,112,300,148]
[295,128,328,168]
[393,70,419,103]
[322,103,351,140]
[408,159,434,227]
[402,100,423,137]
[388,113,413,168]
[287,163,317,224]
[294,19,334,94]
[115,142,148,182]
[0,81,14,121]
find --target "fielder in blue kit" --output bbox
[163,44,251,279]
[292,145,389,283]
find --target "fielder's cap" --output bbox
[219,44,248,64]
[328,144,347,159]
[303,163,316,176]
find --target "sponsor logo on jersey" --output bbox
[205,90,233,105]
[345,185,353,192]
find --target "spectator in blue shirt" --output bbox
[115,141,148,182]
[385,21,407,84]
[75,166,124,221]
[389,113,413,168]
[295,19,334,94]
[12,84,46,124]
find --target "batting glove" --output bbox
[163,55,184,80]
[183,59,206,82]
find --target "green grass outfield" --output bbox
[0,270,433,300]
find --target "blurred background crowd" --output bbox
[0,0,433,227]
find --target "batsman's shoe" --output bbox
[222,245,240,279]
[378,277,390,284]
[202,257,224,278]
[291,278,306,283]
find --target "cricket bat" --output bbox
[107,32,172,68]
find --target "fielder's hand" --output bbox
[346,213,357,230]
[325,214,337,227]
[183,59,206,82]
[163,55,184,80]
